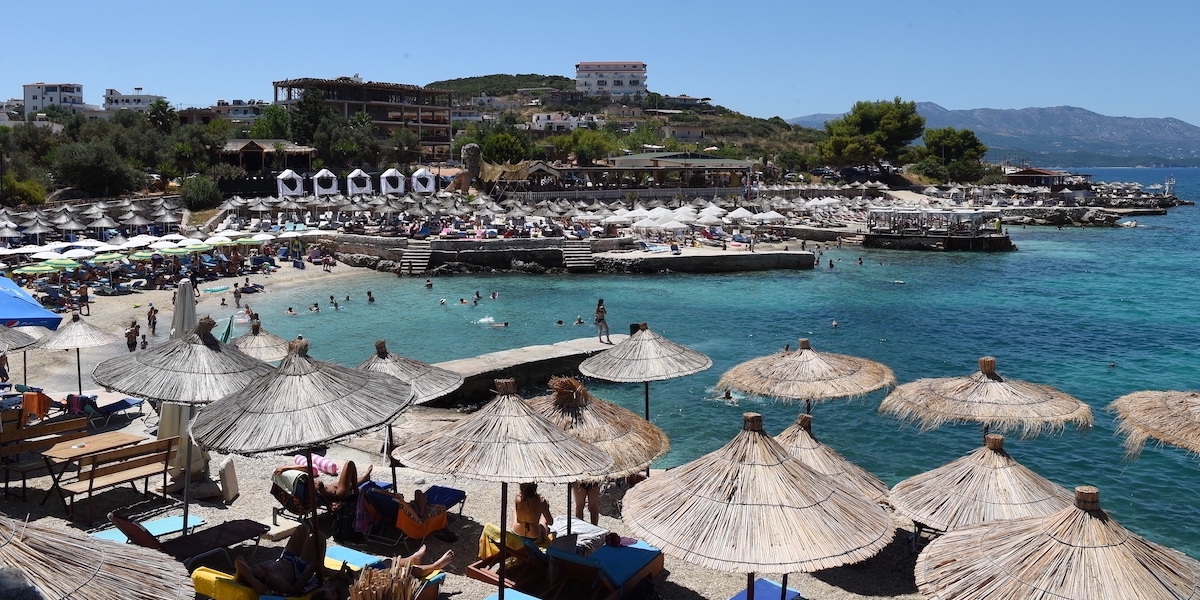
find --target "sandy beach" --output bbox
[8,258,924,600]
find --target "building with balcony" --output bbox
[663,124,705,141]
[103,87,166,113]
[575,62,647,98]
[273,75,453,159]
[529,112,606,132]
[23,82,89,115]
[214,99,269,123]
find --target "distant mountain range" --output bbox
[789,103,1200,167]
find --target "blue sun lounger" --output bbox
[91,514,206,544]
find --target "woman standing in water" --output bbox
[595,298,612,344]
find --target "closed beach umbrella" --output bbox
[718,338,896,413]
[230,320,290,363]
[357,340,464,405]
[775,413,888,504]
[0,512,192,600]
[578,322,712,420]
[36,313,122,396]
[623,412,893,600]
[879,356,1093,437]
[393,378,611,600]
[915,486,1200,600]
[1110,390,1200,456]
[889,434,1073,533]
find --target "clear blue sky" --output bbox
[8,0,1200,125]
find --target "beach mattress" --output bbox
[190,566,314,600]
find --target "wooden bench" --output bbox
[1,417,89,501]
[60,436,177,524]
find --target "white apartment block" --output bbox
[214,99,268,123]
[529,112,606,132]
[103,87,166,112]
[23,82,87,114]
[575,62,647,97]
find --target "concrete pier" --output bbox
[431,335,629,405]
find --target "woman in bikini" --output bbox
[513,482,554,544]
[274,460,373,505]
[594,298,612,344]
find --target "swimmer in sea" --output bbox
[556,320,564,326]
[490,291,498,300]
[439,299,447,305]
[425,279,433,289]
[310,303,320,313]
[285,307,297,315]
[492,322,509,327]
[367,291,375,303]
[573,316,585,325]
[459,298,467,305]
[832,320,839,328]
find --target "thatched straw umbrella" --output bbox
[393,378,612,600]
[880,356,1093,438]
[357,340,464,404]
[717,338,895,413]
[0,512,192,600]
[915,486,1200,600]
[890,434,1072,534]
[36,313,122,396]
[230,320,290,362]
[578,322,712,420]
[1110,390,1200,456]
[623,413,893,600]
[0,325,39,385]
[775,413,888,504]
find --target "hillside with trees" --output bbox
[425,74,575,98]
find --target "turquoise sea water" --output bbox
[227,167,1200,558]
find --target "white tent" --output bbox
[347,168,373,196]
[312,168,339,197]
[276,169,304,197]
[411,168,436,194]
[727,206,755,220]
[380,168,406,195]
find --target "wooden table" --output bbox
[40,431,145,509]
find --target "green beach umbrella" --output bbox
[41,258,82,269]
[12,264,59,275]
[160,246,191,256]
[183,243,213,253]
[129,250,157,261]
[235,237,263,246]
[91,252,126,263]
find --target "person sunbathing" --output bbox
[369,486,432,519]
[513,482,554,543]
[274,460,373,505]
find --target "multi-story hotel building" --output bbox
[574,62,647,98]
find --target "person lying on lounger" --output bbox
[274,460,373,506]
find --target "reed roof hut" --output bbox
[230,320,290,363]
[36,312,122,395]
[890,434,1073,533]
[357,340,464,404]
[578,322,712,420]
[717,338,895,413]
[1110,390,1200,456]
[0,512,192,600]
[879,356,1093,437]
[915,486,1200,600]
[0,325,37,351]
[775,413,888,504]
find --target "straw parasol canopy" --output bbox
[36,313,122,396]
[775,413,888,504]
[889,434,1073,533]
[230,320,290,363]
[0,512,193,600]
[1110,390,1200,456]
[623,412,893,577]
[0,325,38,351]
[717,338,896,413]
[357,340,464,404]
[879,356,1093,437]
[190,338,414,455]
[578,322,712,420]
[527,376,669,478]
[915,486,1200,600]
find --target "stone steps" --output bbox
[398,240,432,275]
[561,240,595,272]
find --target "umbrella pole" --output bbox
[643,381,650,421]
[387,425,398,489]
[747,572,755,600]
[75,348,82,396]
[180,407,193,539]
[566,482,572,535]
[780,574,788,600]
[498,481,508,600]
[22,349,27,386]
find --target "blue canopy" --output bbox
[0,277,63,330]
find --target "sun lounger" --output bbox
[109,512,268,570]
[547,539,664,600]
[91,514,206,544]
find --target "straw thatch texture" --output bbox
[775,413,888,504]
[915,486,1200,600]
[230,321,290,362]
[393,378,612,484]
[357,340,464,404]
[92,317,275,404]
[36,313,122,350]
[716,338,895,404]
[0,326,37,351]
[623,413,893,573]
[879,356,1093,437]
[0,513,192,600]
[578,323,712,383]
[526,376,669,478]
[190,339,414,455]
[890,434,1073,532]
[349,559,420,600]
[1110,390,1200,456]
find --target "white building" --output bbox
[529,112,606,132]
[214,99,268,123]
[23,82,88,115]
[575,62,647,98]
[103,87,166,112]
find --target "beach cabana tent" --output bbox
[312,168,339,197]
[411,168,436,194]
[276,169,305,197]
[380,168,406,195]
[347,168,373,196]
[0,276,63,329]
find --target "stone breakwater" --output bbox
[999,206,1124,227]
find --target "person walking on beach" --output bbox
[233,283,242,308]
[148,306,158,335]
[124,325,138,352]
[595,299,612,344]
[77,284,90,315]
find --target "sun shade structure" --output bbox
[915,486,1200,600]
[623,412,892,600]
[36,312,122,396]
[0,512,192,600]
[230,320,290,363]
[357,339,464,404]
[775,413,888,504]
[393,378,612,600]
[890,434,1073,533]
[527,376,669,478]
[578,322,712,420]
[879,356,1093,437]
[1110,390,1200,456]
[718,338,895,413]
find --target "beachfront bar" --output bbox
[863,208,1014,251]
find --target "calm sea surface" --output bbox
[229,167,1200,557]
